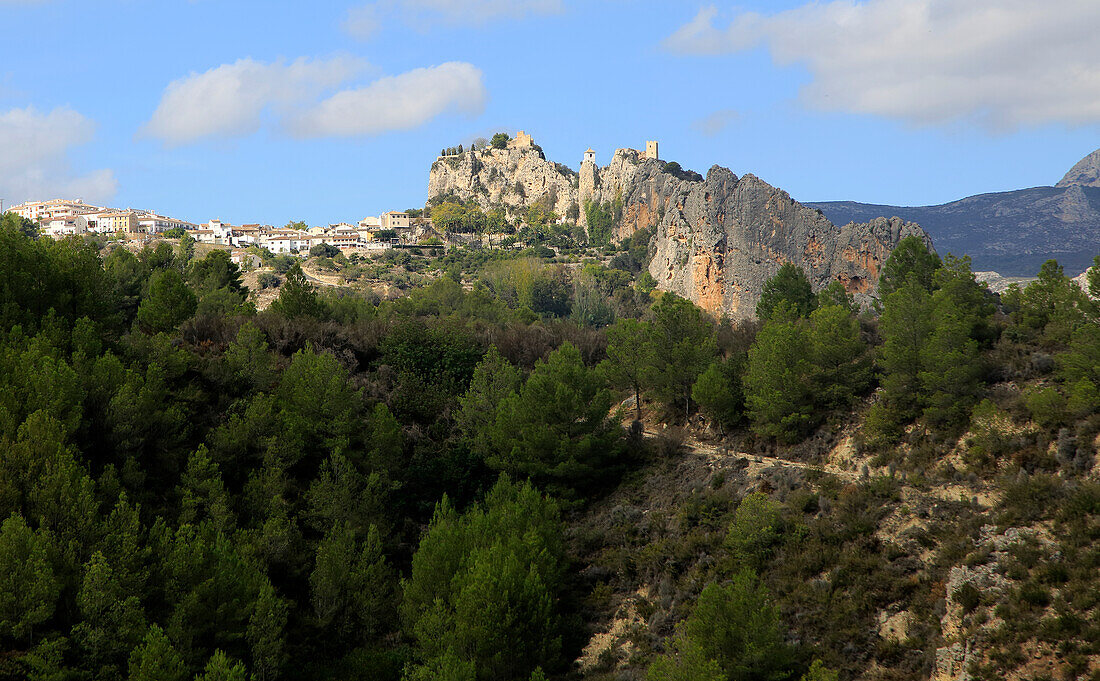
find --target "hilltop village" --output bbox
[7,198,433,258]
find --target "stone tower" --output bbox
[579,148,599,230]
[508,130,535,149]
[645,140,659,160]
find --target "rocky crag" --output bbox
[1057,147,1100,188]
[427,134,930,319]
[427,132,580,219]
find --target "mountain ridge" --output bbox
[809,149,1100,276]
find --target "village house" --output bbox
[44,215,88,237]
[139,214,198,234]
[259,229,318,254]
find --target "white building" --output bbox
[259,230,318,255]
[9,199,100,222]
[233,224,264,247]
[44,215,88,237]
[324,223,361,248]
[82,211,115,234]
[138,214,198,234]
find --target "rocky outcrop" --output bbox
[427,136,578,218]
[933,526,1059,681]
[642,167,928,318]
[1057,147,1100,188]
[427,139,931,319]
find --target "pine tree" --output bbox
[756,263,816,321]
[127,625,187,681]
[647,631,727,681]
[223,322,276,392]
[247,580,288,681]
[600,318,653,422]
[457,347,524,458]
[269,263,322,319]
[878,235,941,298]
[680,572,794,681]
[97,492,151,600]
[724,492,783,571]
[310,521,357,632]
[647,571,794,681]
[310,521,395,640]
[179,232,196,265]
[136,269,197,333]
[72,551,146,677]
[919,295,983,432]
[177,446,234,531]
[402,477,564,680]
[692,358,744,433]
[195,650,248,681]
[867,279,933,442]
[815,281,856,312]
[305,453,387,537]
[744,319,815,443]
[645,294,716,420]
[487,342,622,495]
[807,304,871,412]
[0,513,59,644]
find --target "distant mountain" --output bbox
[808,149,1100,276]
[1058,148,1100,188]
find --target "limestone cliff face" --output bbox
[622,163,930,319]
[426,143,931,319]
[427,140,578,218]
[427,145,658,229]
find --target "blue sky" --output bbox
[2,0,1100,226]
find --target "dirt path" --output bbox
[646,429,1000,509]
[300,265,343,287]
[645,429,861,481]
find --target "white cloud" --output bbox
[692,109,740,137]
[289,62,486,137]
[141,56,366,145]
[343,0,560,38]
[665,0,1100,129]
[0,107,116,205]
[402,0,561,23]
[343,4,381,40]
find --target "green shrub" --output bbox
[953,583,981,614]
[1025,386,1067,429]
